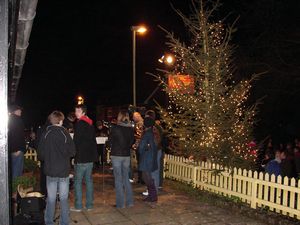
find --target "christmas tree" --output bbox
[158,0,259,169]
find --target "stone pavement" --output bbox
[64,169,266,225]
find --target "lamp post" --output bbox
[131,25,147,106]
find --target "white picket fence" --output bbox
[24,148,40,167]
[164,154,300,219]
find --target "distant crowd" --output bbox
[259,138,300,179]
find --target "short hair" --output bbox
[75,104,87,114]
[145,110,156,120]
[117,110,130,123]
[48,111,65,125]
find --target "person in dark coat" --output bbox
[280,150,296,178]
[63,112,76,133]
[8,105,26,179]
[95,121,109,167]
[109,111,135,208]
[265,149,281,176]
[35,120,51,196]
[37,111,75,225]
[138,117,158,202]
[71,104,98,212]
[294,146,300,178]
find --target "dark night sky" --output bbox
[16,0,300,141]
[17,0,191,126]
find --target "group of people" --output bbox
[8,104,165,225]
[260,139,300,179]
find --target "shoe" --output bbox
[70,207,82,212]
[129,179,134,183]
[143,196,151,202]
[85,208,93,212]
[142,190,149,196]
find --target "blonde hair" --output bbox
[117,110,130,123]
[48,111,65,125]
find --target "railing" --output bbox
[24,148,40,167]
[164,154,300,219]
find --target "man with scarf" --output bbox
[71,104,98,212]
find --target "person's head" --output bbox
[117,110,130,124]
[144,117,155,130]
[96,121,103,129]
[133,112,143,123]
[48,111,65,126]
[75,104,87,119]
[145,110,156,120]
[10,105,23,116]
[274,149,281,160]
[67,112,76,122]
[294,146,300,153]
[264,150,272,160]
[280,150,287,160]
[286,142,293,150]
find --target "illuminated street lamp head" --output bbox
[166,55,174,64]
[77,96,84,105]
[131,25,147,34]
[158,54,175,66]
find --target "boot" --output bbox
[149,179,157,202]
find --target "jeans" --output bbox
[111,156,133,208]
[151,149,162,192]
[11,151,24,179]
[74,163,94,209]
[45,176,69,225]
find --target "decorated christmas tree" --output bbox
[158,0,259,169]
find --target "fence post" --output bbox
[251,179,258,209]
[192,165,198,187]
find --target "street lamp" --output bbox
[131,25,147,106]
[77,96,84,105]
[158,54,175,66]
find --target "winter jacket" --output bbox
[73,116,98,163]
[109,122,134,157]
[281,157,296,178]
[8,114,26,153]
[138,128,158,172]
[265,159,281,176]
[37,125,75,178]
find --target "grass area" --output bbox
[165,178,300,225]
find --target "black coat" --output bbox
[109,123,134,157]
[8,114,26,153]
[37,125,75,178]
[73,120,98,163]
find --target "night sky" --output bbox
[16,0,300,141]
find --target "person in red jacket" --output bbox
[71,105,98,212]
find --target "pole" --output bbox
[132,30,136,107]
[0,0,10,223]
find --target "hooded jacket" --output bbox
[73,116,98,163]
[37,125,75,178]
[109,122,134,157]
[138,128,158,172]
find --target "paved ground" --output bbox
[62,168,266,225]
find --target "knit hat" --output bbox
[144,116,155,128]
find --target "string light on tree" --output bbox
[156,0,260,169]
